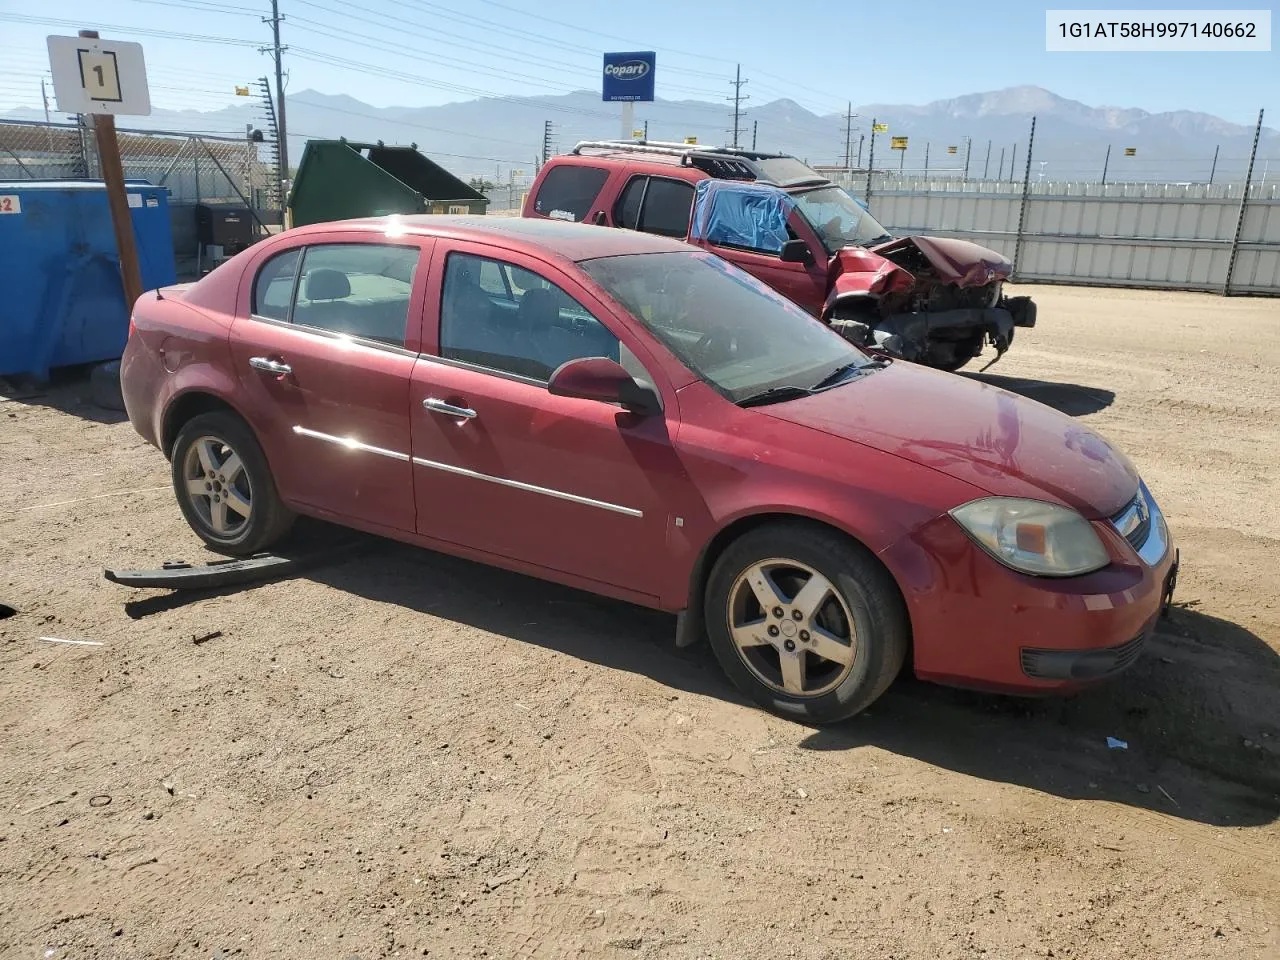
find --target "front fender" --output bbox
[823,248,914,316]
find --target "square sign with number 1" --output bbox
[47,35,150,116]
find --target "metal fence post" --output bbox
[865,118,877,206]
[1223,108,1264,297]
[1012,116,1036,280]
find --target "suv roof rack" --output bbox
[571,139,790,161]
[571,139,773,181]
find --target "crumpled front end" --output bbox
[826,237,1037,371]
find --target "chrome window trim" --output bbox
[246,312,419,359]
[292,426,411,462]
[411,455,643,518]
[417,351,549,388]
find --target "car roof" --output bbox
[290,214,694,262]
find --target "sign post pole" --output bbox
[49,29,151,310]
[621,101,635,141]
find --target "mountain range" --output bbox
[4,85,1275,184]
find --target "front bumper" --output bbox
[880,486,1177,694]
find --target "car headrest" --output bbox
[516,287,561,329]
[305,269,350,301]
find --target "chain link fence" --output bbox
[2,118,283,277]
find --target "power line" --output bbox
[0,13,258,46]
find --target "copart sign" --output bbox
[602,51,656,102]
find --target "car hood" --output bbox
[759,361,1139,518]
[868,235,1013,287]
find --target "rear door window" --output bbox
[638,178,694,239]
[290,243,421,347]
[531,165,609,223]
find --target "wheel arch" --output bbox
[679,510,912,652]
[160,389,255,458]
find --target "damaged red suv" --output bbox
[523,141,1036,372]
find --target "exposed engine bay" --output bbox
[824,236,1037,372]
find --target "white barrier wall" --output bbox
[839,177,1280,295]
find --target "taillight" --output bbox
[128,314,136,339]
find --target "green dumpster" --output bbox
[287,139,489,227]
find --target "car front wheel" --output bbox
[170,411,295,555]
[705,522,909,723]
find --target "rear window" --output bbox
[531,164,609,223]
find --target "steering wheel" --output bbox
[692,328,738,368]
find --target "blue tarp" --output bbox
[689,180,796,255]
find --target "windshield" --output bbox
[580,251,873,404]
[790,185,892,251]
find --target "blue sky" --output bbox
[0,0,1274,125]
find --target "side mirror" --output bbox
[779,238,813,264]
[592,210,608,226]
[547,357,662,416]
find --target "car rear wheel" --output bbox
[705,522,909,723]
[170,411,294,555]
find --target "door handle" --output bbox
[249,356,292,376]
[422,397,477,420]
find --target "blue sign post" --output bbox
[603,51,655,140]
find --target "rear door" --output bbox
[408,241,678,602]
[613,174,697,240]
[229,236,432,533]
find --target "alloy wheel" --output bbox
[181,435,254,538]
[726,557,858,697]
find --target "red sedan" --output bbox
[120,216,1177,722]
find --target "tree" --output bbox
[468,177,497,193]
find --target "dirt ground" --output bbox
[2,284,1279,960]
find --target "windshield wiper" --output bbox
[809,361,863,391]
[736,385,814,408]
[859,233,894,247]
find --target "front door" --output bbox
[689,180,829,315]
[408,242,676,601]
[229,238,431,533]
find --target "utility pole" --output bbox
[843,102,854,170]
[644,119,649,140]
[541,120,553,165]
[962,136,972,181]
[983,139,992,179]
[856,134,863,168]
[262,0,288,195]
[727,64,748,148]
[1208,144,1219,184]
[924,142,929,177]
[1010,143,1018,181]
[751,119,757,150]
[1100,144,1111,185]
[998,147,1005,180]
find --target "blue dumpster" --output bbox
[0,180,176,380]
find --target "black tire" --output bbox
[170,411,295,555]
[89,360,125,411]
[704,521,909,723]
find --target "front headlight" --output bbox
[950,498,1109,577]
